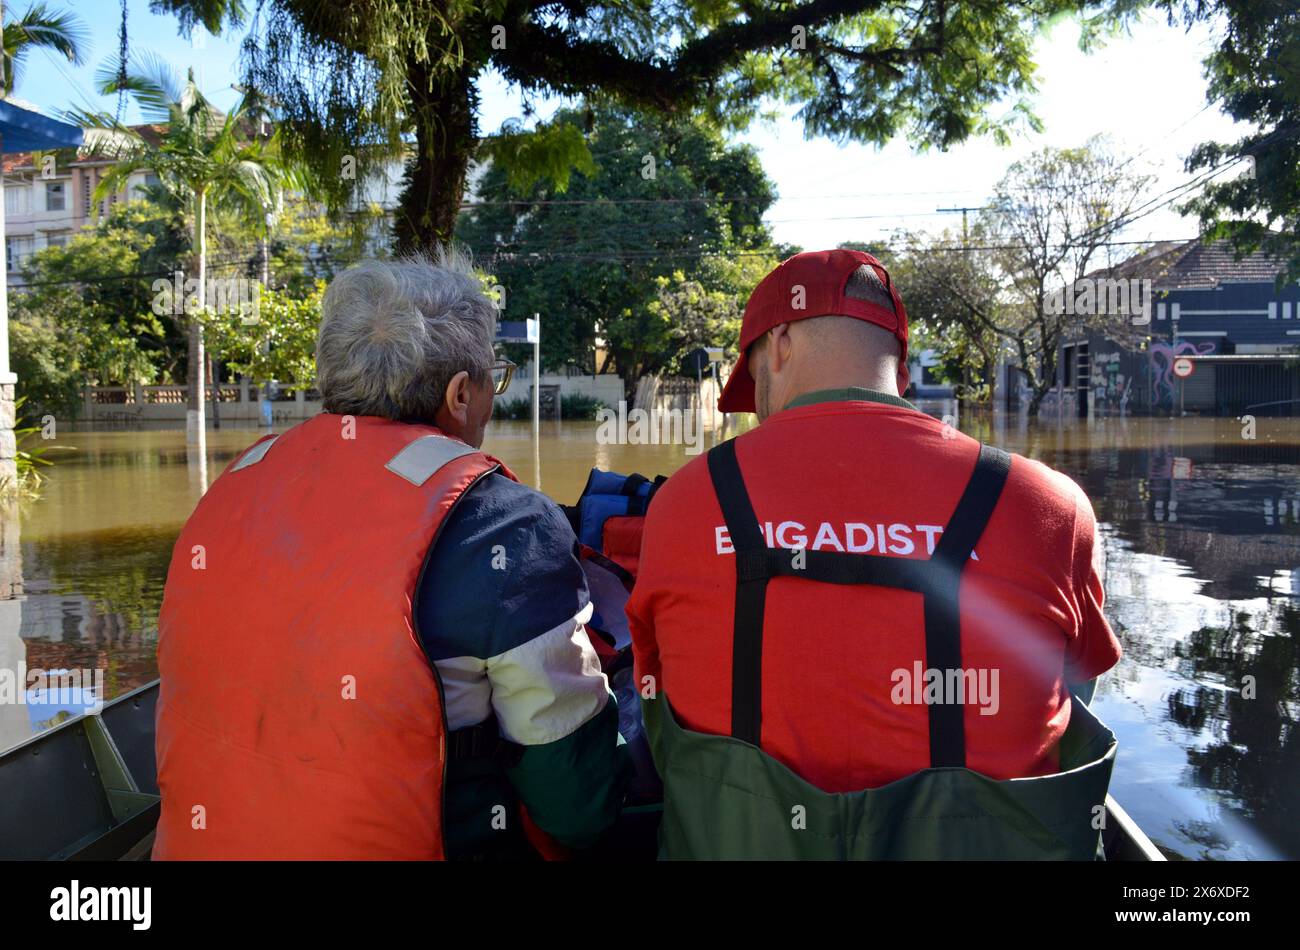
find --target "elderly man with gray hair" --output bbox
[154,249,630,861]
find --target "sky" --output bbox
[13,1,1251,254]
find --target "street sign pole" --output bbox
[529,314,540,489]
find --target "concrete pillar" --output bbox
[0,383,16,489]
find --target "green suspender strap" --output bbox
[642,439,1118,860]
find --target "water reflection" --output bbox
[0,410,1296,860]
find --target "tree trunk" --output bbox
[394,60,477,253]
[186,188,207,445]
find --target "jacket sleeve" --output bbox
[488,603,632,849]
[417,473,630,850]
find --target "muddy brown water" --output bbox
[3,406,1297,860]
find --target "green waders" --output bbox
[642,440,1117,860]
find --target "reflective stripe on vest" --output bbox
[231,432,479,487]
[705,437,1011,767]
[230,434,279,472]
[386,434,480,486]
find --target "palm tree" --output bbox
[71,53,289,443]
[1,1,87,99]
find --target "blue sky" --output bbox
[15,2,1248,252]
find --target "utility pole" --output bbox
[529,313,540,490]
[937,205,991,413]
[936,205,987,247]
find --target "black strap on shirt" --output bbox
[706,437,1012,768]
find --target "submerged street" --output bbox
[3,409,1296,860]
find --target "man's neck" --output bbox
[786,373,899,404]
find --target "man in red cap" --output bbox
[625,249,1122,859]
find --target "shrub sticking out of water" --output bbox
[560,394,607,420]
[492,397,532,421]
[491,394,608,420]
[2,396,71,500]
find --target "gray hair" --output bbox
[315,247,497,421]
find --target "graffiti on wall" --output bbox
[1150,339,1218,407]
[1090,350,1131,414]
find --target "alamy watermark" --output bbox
[0,664,105,713]
[151,270,262,323]
[1045,278,1153,322]
[890,661,1000,715]
[596,400,705,456]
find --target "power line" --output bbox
[470,236,1206,264]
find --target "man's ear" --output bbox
[441,370,472,426]
[896,358,911,398]
[766,323,791,373]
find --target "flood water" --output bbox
[2,407,1297,860]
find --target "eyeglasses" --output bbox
[489,359,516,395]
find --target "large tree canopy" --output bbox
[1164,0,1300,283]
[151,0,1143,251]
[457,103,777,383]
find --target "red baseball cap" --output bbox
[717,248,909,414]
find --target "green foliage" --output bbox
[73,52,286,224]
[263,197,381,296]
[202,282,325,388]
[3,396,71,500]
[980,139,1151,412]
[491,397,531,421]
[161,0,1140,248]
[2,1,87,96]
[10,200,183,418]
[201,193,379,298]
[560,393,607,420]
[482,118,596,194]
[1168,0,1300,284]
[885,228,1005,401]
[457,103,778,386]
[68,55,316,420]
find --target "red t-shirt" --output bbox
[626,395,1121,792]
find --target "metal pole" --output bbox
[532,313,541,490]
[713,361,720,442]
[0,0,15,490]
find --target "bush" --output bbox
[560,393,608,419]
[2,396,69,499]
[492,397,531,420]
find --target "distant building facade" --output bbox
[2,135,159,284]
[1036,239,1300,417]
[2,123,410,288]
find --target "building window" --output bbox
[44,232,69,249]
[133,171,162,199]
[45,181,66,212]
[6,236,33,272]
[4,186,30,216]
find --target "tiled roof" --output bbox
[1091,238,1290,288]
[1157,239,1289,288]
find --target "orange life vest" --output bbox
[154,414,508,859]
